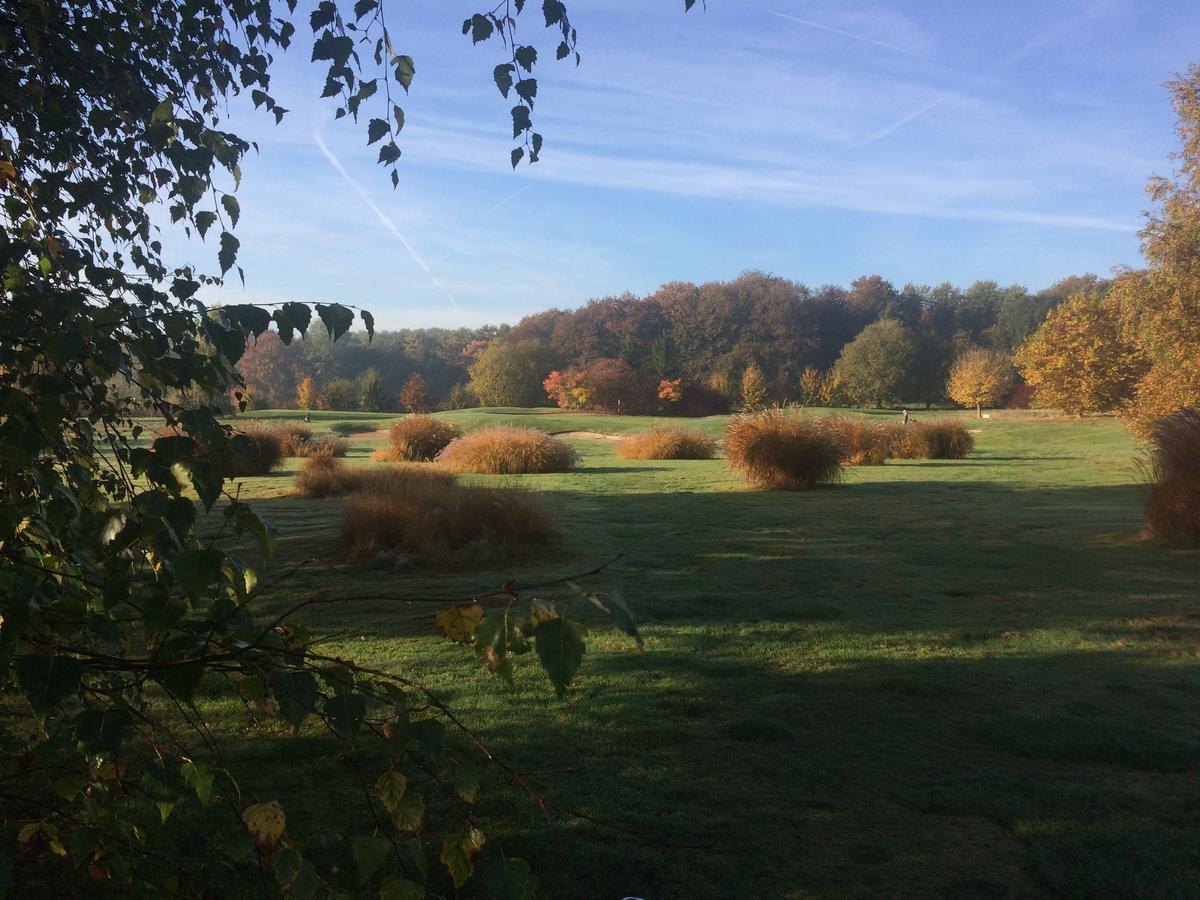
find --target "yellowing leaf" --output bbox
[436,604,485,644]
[441,827,485,888]
[243,800,286,848]
[374,770,408,816]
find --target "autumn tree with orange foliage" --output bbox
[946,348,1013,418]
[1115,65,1200,435]
[1014,292,1146,416]
[296,375,318,410]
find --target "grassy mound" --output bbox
[436,425,578,474]
[896,419,975,460]
[616,426,717,460]
[294,458,454,499]
[329,421,379,436]
[725,409,844,489]
[380,415,462,462]
[1144,406,1200,545]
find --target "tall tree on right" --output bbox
[1014,292,1146,416]
[1117,64,1200,435]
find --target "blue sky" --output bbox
[189,0,1199,330]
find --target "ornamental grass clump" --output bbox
[273,422,314,457]
[1143,406,1200,545]
[724,409,845,489]
[616,426,717,460]
[294,458,454,499]
[436,425,578,474]
[383,415,462,462]
[895,419,975,460]
[342,477,556,564]
[818,415,899,465]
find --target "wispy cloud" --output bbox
[311,123,459,307]
[766,9,927,56]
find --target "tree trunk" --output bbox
[976,403,982,418]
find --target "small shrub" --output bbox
[436,426,578,474]
[273,422,314,456]
[819,415,900,465]
[343,478,556,564]
[724,409,844,489]
[1143,406,1200,545]
[307,434,349,458]
[386,415,462,462]
[222,423,285,476]
[895,419,975,460]
[616,426,717,460]
[302,442,340,472]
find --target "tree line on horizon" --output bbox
[235,270,1106,414]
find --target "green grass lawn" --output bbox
[210,408,1199,898]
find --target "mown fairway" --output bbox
[211,408,1199,898]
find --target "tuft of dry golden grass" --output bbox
[894,419,975,460]
[819,415,902,465]
[724,409,845,489]
[616,426,717,460]
[436,425,578,474]
[381,415,462,462]
[1143,406,1200,545]
[343,478,556,564]
[294,459,453,499]
[292,458,555,562]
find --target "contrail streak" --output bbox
[767,9,923,56]
[312,125,458,308]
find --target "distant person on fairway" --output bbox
[902,409,910,426]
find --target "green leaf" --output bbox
[533,618,586,696]
[374,770,408,815]
[379,876,424,900]
[470,13,493,44]
[361,309,375,343]
[218,231,239,274]
[511,105,532,138]
[324,692,366,742]
[556,40,570,60]
[493,63,514,98]
[543,0,565,27]
[367,118,389,145]
[155,661,205,702]
[392,106,405,133]
[515,79,537,104]
[220,194,240,228]
[391,792,424,832]
[173,547,225,598]
[152,99,174,123]
[268,670,319,728]
[315,302,355,341]
[181,760,214,804]
[515,45,537,71]
[172,459,221,512]
[273,847,303,886]
[353,835,390,884]
[16,654,86,712]
[590,589,642,648]
[353,0,377,18]
[440,829,485,888]
[195,210,218,238]
[230,303,271,337]
[511,147,524,169]
[74,707,131,754]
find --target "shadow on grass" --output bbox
[219,478,1199,898]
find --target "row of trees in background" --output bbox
[233,67,1200,430]
[237,272,1103,414]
